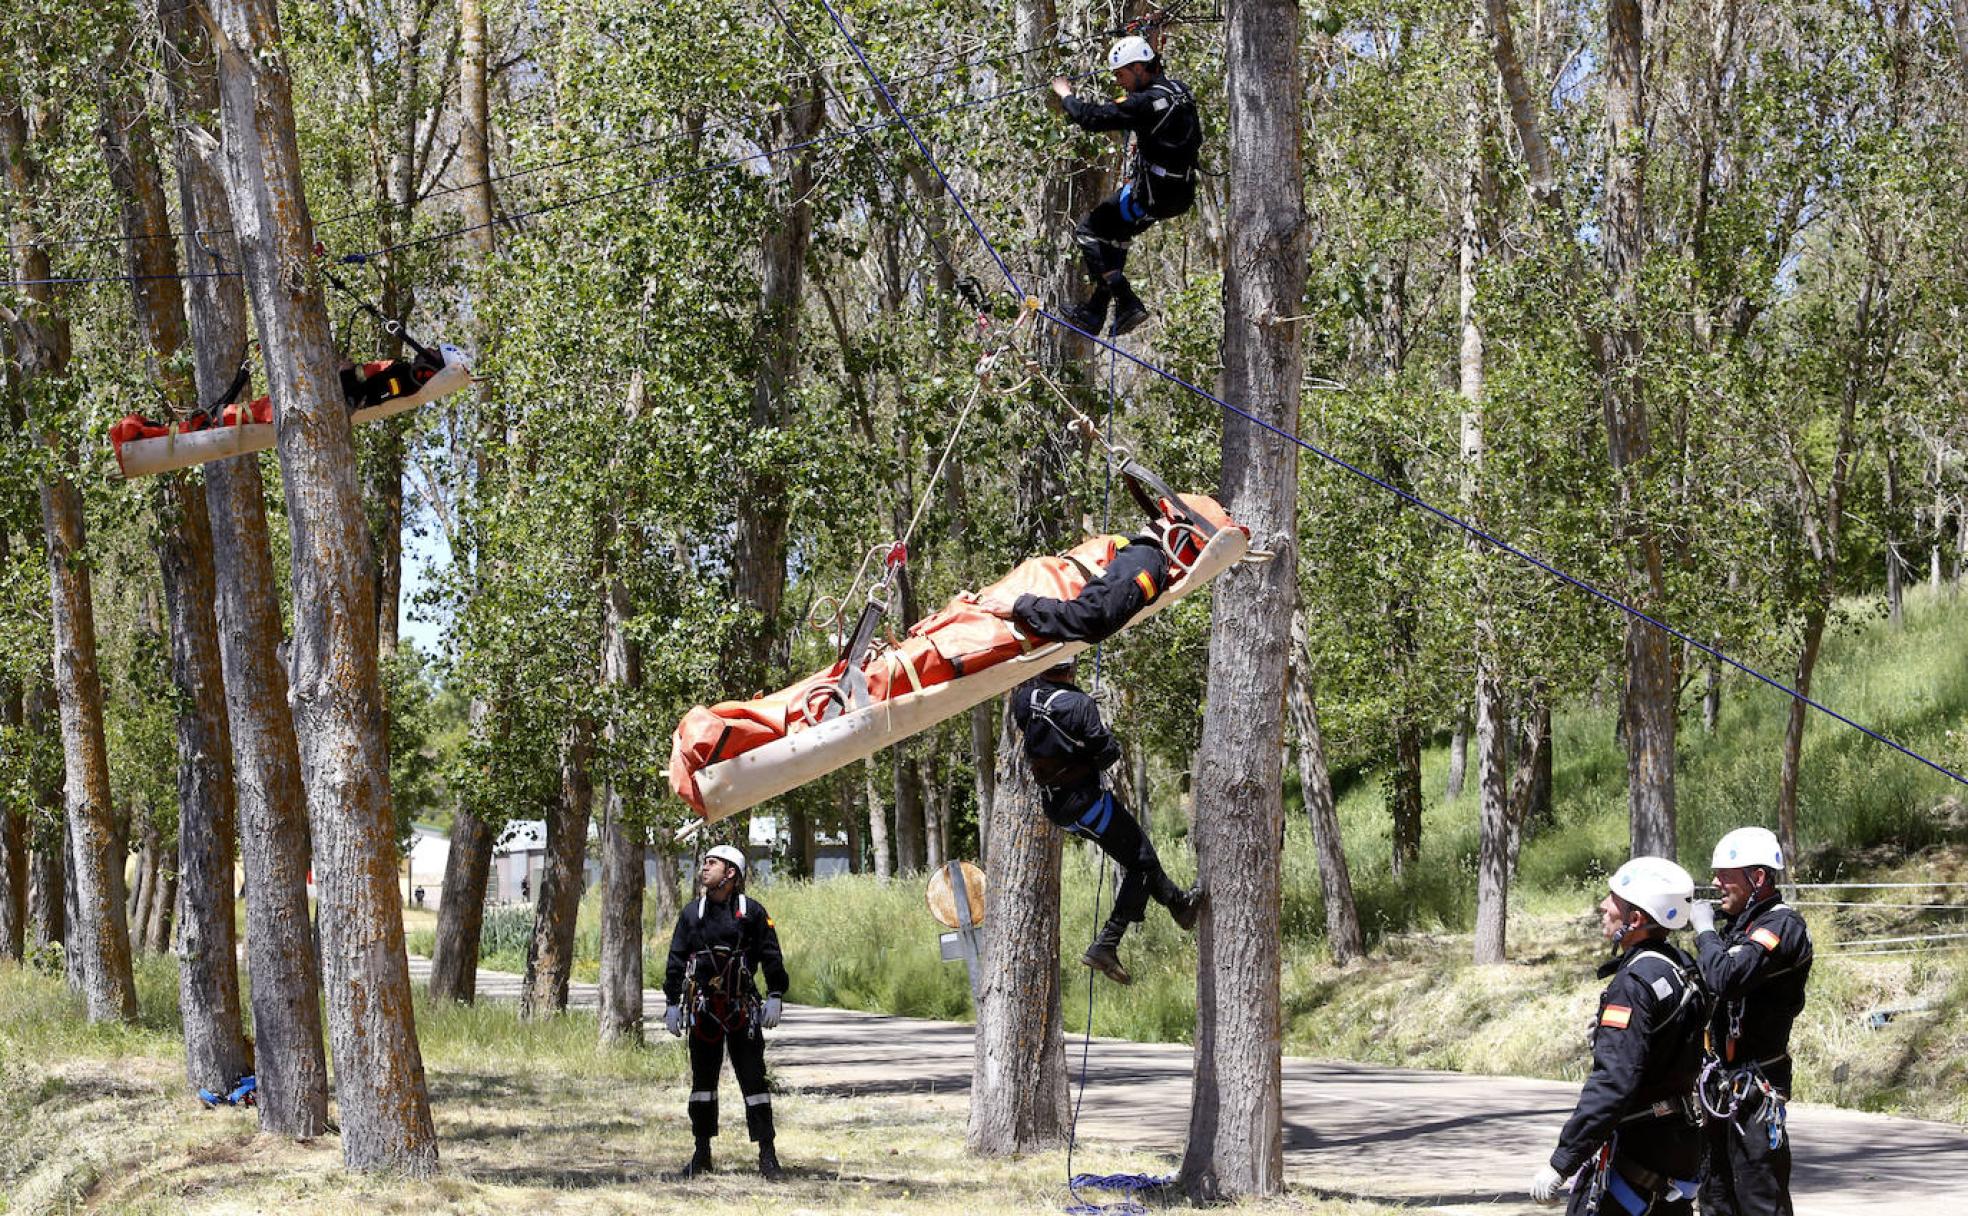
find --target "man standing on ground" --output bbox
[1532,856,1705,1214]
[1690,826,1813,1216]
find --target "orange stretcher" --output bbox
[669,492,1250,826]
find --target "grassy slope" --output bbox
[772,586,1968,1122]
[0,962,1395,1216]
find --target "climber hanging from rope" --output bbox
[1051,28,1203,339]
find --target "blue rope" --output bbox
[802,0,1968,796]
[814,0,1025,297]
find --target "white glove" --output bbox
[664,1004,684,1037]
[1530,1163,1565,1205]
[1690,900,1717,935]
[761,995,783,1029]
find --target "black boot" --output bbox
[1081,920,1132,986]
[1061,285,1111,335]
[758,1138,784,1179]
[678,1138,714,1177]
[1109,280,1149,337]
[1169,884,1205,932]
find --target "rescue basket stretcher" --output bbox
[669,493,1249,826]
[108,345,472,479]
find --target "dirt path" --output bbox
[408,958,1966,1214]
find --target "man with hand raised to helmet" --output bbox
[1051,34,1202,338]
[662,844,790,1180]
[1531,857,1706,1215]
[1690,827,1813,1216]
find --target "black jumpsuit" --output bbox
[1010,533,1170,646]
[1061,77,1202,289]
[664,892,790,1145]
[1009,675,1184,929]
[1548,939,1705,1216]
[1695,895,1813,1216]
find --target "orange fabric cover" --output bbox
[668,535,1122,813]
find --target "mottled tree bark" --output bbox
[27,683,64,953]
[864,763,892,880]
[1181,0,1303,1197]
[0,665,23,959]
[597,507,645,1044]
[1445,715,1469,799]
[2,99,137,1024]
[969,703,996,865]
[967,714,1067,1153]
[98,70,251,1091]
[429,799,494,1001]
[158,0,331,1135]
[209,0,435,1171]
[893,748,925,876]
[1288,612,1361,964]
[523,721,593,1018]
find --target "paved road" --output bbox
[409,958,1967,1214]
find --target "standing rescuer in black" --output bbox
[1690,826,1813,1216]
[663,844,789,1179]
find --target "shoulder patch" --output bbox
[1600,1004,1632,1029]
[766,917,775,928]
[1133,570,1158,601]
[1751,927,1782,951]
[1651,975,1675,1000]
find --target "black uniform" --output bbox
[1548,938,1706,1216]
[1062,76,1202,291]
[664,892,790,1145]
[1695,893,1813,1216]
[1011,534,1171,645]
[1009,675,1183,929]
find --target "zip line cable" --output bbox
[808,0,1968,798]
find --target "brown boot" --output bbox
[1081,921,1132,985]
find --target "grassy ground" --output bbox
[411,587,1968,1124]
[0,962,1398,1216]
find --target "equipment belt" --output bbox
[1621,1095,1695,1124]
[1146,163,1193,180]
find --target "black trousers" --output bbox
[1044,786,1183,927]
[1073,176,1196,285]
[1699,1089,1792,1216]
[687,1020,774,1143]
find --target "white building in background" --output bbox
[401,823,450,907]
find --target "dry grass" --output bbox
[0,964,1398,1216]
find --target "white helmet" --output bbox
[1609,856,1695,930]
[1711,826,1785,872]
[1107,36,1156,71]
[706,844,747,877]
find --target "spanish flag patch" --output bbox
[1750,927,1782,951]
[1133,570,1158,601]
[1600,1004,1632,1029]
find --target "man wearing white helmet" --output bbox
[1050,34,1202,337]
[1531,857,1705,1214]
[1690,826,1813,1216]
[662,844,790,1179]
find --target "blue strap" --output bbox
[1118,184,1145,224]
[1605,1170,1648,1215]
[1074,792,1116,839]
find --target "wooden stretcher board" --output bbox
[685,523,1249,830]
[113,355,472,479]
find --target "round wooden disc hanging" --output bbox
[925,860,988,929]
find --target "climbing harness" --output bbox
[1698,1055,1789,1150]
[682,895,764,1040]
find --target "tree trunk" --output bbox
[728,59,822,690]
[429,803,494,1001]
[1774,607,1826,866]
[158,0,331,1136]
[1885,443,1904,631]
[27,683,64,954]
[523,721,593,1018]
[893,748,925,876]
[1389,728,1424,878]
[1445,714,1469,799]
[146,847,178,955]
[1288,613,1361,963]
[459,0,496,244]
[209,0,435,1170]
[2,97,137,1024]
[841,775,864,875]
[969,702,996,865]
[1472,678,1513,964]
[98,74,251,1089]
[967,711,1067,1154]
[131,830,157,946]
[597,554,644,1044]
[1181,0,1303,1196]
[1604,0,1675,860]
[864,763,892,881]
[29,832,64,954]
[0,668,23,960]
